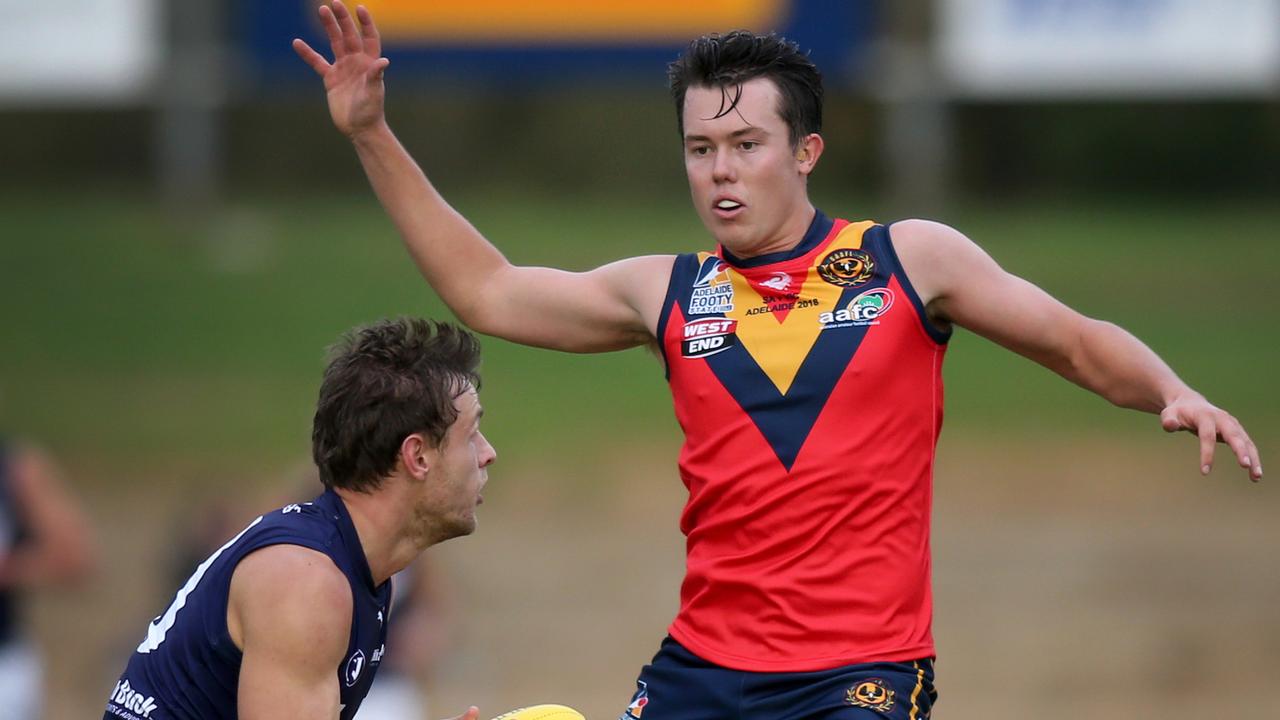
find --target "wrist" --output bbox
[1162,387,1204,410]
[349,119,393,149]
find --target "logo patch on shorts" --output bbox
[817,248,875,287]
[620,680,649,719]
[846,678,895,712]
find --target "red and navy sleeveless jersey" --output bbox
[104,490,392,720]
[656,211,950,671]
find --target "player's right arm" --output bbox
[229,544,481,720]
[293,2,671,352]
[229,544,350,720]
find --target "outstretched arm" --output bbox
[892,219,1262,482]
[293,2,670,352]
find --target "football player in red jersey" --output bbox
[295,3,1261,717]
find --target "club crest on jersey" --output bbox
[819,288,894,329]
[345,649,366,687]
[846,679,895,712]
[817,248,875,287]
[681,318,738,358]
[689,256,735,315]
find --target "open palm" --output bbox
[293,1,390,138]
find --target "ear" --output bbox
[398,433,434,480]
[795,133,824,176]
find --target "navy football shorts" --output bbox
[618,637,937,720]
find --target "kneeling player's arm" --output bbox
[229,545,352,720]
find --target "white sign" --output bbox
[938,0,1280,97]
[0,0,161,104]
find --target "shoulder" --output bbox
[227,544,352,658]
[886,218,973,260]
[886,219,993,306]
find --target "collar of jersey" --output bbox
[322,489,379,592]
[717,208,833,269]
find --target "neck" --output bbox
[335,482,430,586]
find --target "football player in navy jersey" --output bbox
[104,319,490,720]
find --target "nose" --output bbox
[711,147,737,183]
[476,431,497,468]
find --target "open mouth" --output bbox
[713,198,745,219]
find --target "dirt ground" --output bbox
[40,433,1277,719]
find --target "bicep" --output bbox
[470,254,675,353]
[900,220,1089,368]
[233,546,350,720]
[944,267,1089,369]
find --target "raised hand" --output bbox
[1160,394,1262,482]
[292,1,390,139]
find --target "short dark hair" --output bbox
[668,30,823,148]
[312,318,482,493]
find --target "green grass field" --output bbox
[2,191,1275,480]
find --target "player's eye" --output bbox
[740,141,758,151]
[689,146,710,156]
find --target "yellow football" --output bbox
[489,705,586,720]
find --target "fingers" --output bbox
[318,4,346,59]
[331,1,364,55]
[357,5,383,58]
[291,39,331,75]
[1159,407,1182,433]
[1219,417,1263,482]
[370,57,391,83]
[1196,415,1217,475]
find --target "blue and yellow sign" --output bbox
[244,0,875,86]
[360,0,787,43]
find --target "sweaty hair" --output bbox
[668,30,823,148]
[312,318,482,493]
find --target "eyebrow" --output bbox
[684,127,767,144]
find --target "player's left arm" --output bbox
[891,219,1261,481]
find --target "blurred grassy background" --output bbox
[2,187,1278,718]
[4,190,1274,475]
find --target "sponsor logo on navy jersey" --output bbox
[681,318,738,358]
[345,649,366,687]
[817,248,875,287]
[819,288,894,329]
[108,679,160,718]
[846,678,895,712]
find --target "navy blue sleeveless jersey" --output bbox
[104,490,392,720]
[0,439,32,646]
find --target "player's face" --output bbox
[421,384,495,540]
[682,77,817,257]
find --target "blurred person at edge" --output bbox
[0,436,96,718]
[296,3,1262,719]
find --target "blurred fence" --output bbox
[0,0,1275,204]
